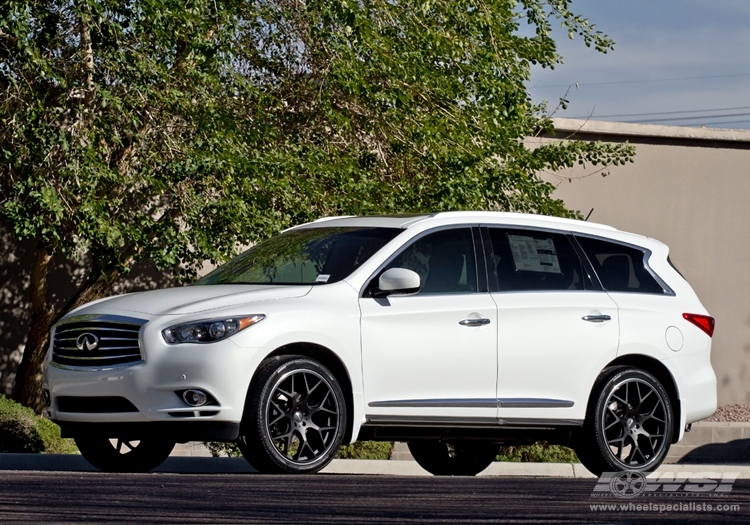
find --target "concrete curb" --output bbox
[4,454,750,478]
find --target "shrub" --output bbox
[204,441,242,458]
[0,395,77,454]
[496,441,579,463]
[336,441,393,460]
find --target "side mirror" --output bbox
[377,268,421,296]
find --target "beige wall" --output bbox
[536,136,750,405]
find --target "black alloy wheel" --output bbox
[238,355,347,474]
[577,367,673,476]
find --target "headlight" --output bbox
[162,315,265,344]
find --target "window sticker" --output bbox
[315,274,331,283]
[507,235,561,274]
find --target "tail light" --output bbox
[683,313,715,338]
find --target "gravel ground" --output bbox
[701,405,750,422]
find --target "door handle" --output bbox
[582,314,612,323]
[459,318,491,327]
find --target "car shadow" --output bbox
[673,438,750,464]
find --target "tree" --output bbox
[0,0,633,412]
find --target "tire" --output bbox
[74,436,175,472]
[408,441,498,476]
[237,355,347,474]
[576,367,673,476]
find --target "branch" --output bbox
[79,14,95,102]
[0,29,18,45]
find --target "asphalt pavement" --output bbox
[4,455,750,523]
[2,468,749,524]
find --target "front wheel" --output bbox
[408,441,498,476]
[576,367,673,476]
[75,437,175,472]
[238,355,347,474]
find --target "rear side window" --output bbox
[576,236,665,294]
[487,228,586,292]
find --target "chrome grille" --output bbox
[52,315,147,367]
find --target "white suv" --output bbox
[43,212,717,475]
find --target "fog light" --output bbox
[42,389,51,408]
[182,389,208,407]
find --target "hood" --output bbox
[68,285,313,317]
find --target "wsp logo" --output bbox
[592,471,740,499]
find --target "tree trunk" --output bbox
[13,246,54,413]
[14,249,120,413]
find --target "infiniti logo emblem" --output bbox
[76,333,100,352]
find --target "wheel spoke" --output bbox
[268,401,289,426]
[640,388,653,406]
[643,399,665,419]
[293,436,308,461]
[272,429,293,442]
[304,373,322,397]
[608,437,624,459]
[635,381,643,405]
[315,389,331,409]
[285,432,294,455]
[276,387,294,400]
[611,393,628,406]
[604,419,620,431]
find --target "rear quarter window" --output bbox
[576,236,666,294]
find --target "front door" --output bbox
[360,227,498,422]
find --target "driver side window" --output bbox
[384,228,477,295]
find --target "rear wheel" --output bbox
[75,437,175,472]
[238,355,347,474]
[576,367,673,476]
[408,441,498,476]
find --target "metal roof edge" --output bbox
[550,118,750,143]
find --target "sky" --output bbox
[527,0,750,130]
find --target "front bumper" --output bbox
[44,314,268,434]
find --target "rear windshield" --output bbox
[196,227,400,285]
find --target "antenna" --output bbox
[585,208,594,221]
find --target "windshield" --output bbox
[196,227,400,285]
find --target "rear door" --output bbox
[483,227,620,422]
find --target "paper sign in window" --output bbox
[507,235,561,274]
